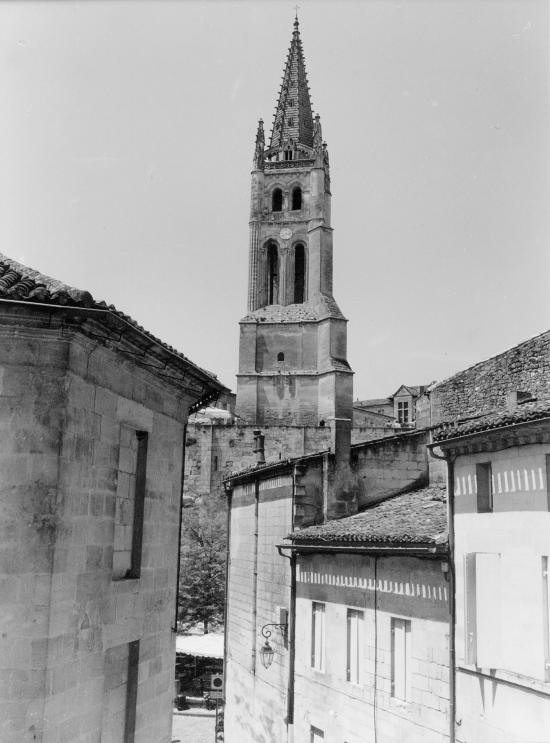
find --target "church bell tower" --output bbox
[236,16,353,433]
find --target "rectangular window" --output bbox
[310,726,324,743]
[464,552,501,668]
[476,462,493,512]
[113,427,148,580]
[543,556,550,682]
[391,617,411,701]
[397,401,409,424]
[102,640,140,743]
[545,455,550,510]
[346,608,363,683]
[311,602,325,672]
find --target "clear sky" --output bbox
[1,1,548,398]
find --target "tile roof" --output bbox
[290,485,447,546]
[0,252,224,388]
[433,399,550,442]
[269,17,314,152]
[241,294,345,323]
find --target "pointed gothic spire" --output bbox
[269,15,314,152]
[253,119,265,169]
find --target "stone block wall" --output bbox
[0,313,194,743]
[225,478,293,743]
[430,329,550,424]
[184,422,332,500]
[351,432,430,509]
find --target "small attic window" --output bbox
[287,118,294,126]
[277,352,285,362]
[272,188,283,212]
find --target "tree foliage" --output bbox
[178,498,227,634]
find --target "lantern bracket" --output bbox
[261,622,288,642]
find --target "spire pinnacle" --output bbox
[268,16,314,153]
[253,119,265,169]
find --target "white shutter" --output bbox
[311,603,325,671]
[464,553,477,664]
[475,553,502,668]
[391,617,410,701]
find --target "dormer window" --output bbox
[284,150,293,161]
[291,187,302,211]
[287,118,294,126]
[272,188,283,212]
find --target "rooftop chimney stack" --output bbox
[253,430,266,465]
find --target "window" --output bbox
[277,352,285,362]
[213,456,218,471]
[293,244,305,304]
[391,617,411,701]
[543,556,550,681]
[310,727,324,743]
[397,401,409,424]
[464,552,501,667]
[287,118,294,126]
[102,640,140,743]
[311,602,325,671]
[113,427,148,580]
[284,149,293,161]
[291,186,302,211]
[267,244,278,305]
[272,188,283,212]
[476,462,493,512]
[347,609,363,683]
[545,455,550,509]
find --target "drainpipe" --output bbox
[222,487,232,699]
[429,444,456,743]
[174,423,187,632]
[287,552,296,728]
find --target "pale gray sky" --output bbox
[2,0,548,397]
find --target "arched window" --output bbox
[267,244,278,305]
[272,188,283,212]
[294,244,305,304]
[291,187,302,211]
[277,352,285,362]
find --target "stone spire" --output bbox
[269,15,314,152]
[253,119,265,169]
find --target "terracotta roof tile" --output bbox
[0,252,224,388]
[433,399,550,442]
[290,485,447,545]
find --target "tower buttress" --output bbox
[237,17,353,435]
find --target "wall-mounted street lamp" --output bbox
[259,622,288,670]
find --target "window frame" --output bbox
[311,601,326,672]
[346,608,364,684]
[390,616,411,702]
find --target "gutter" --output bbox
[277,542,448,558]
[429,444,456,743]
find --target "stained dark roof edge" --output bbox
[430,413,550,448]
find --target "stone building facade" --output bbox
[0,255,226,743]
[223,457,450,743]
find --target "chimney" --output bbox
[253,430,265,465]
